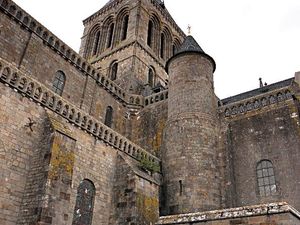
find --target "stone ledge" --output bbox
[156,202,300,224]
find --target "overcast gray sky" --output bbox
[12,0,300,99]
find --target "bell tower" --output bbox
[79,0,185,95]
[162,35,221,215]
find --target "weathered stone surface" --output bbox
[0,0,300,225]
[156,202,300,224]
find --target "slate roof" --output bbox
[176,35,205,54]
[221,78,294,105]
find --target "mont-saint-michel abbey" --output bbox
[1,0,300,224]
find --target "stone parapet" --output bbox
[0,0,133,104]
[156,202,300,224]
[220,87,293,118]
[0,57,160,167]
[144,89,168,106]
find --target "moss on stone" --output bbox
[137,193,159,225]
[48,136,75,180]
[139,157,160,173]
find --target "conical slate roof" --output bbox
[176,35,205,54]
[166,35,216,72]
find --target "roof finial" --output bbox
[259,77,263,88]
[187,24,192,35]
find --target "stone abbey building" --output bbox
[1,0,300,224]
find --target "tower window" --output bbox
[110,61,118,81]
[104,106,113,128]
[121,15,129,41]
[256,160,277,197]
[160,33,165,59]
[72,179,95,225]
[92,31,101,56]
[147,21,153,47]
[52,71,66,96]
[107,23,115,48]
[179,180,183,196]
[148,67,155,87]
[172,44,176,55]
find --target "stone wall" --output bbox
[110,153,160,225]
[0,0,136,137]
[130,100,168,157]
[0,73,161,225]
[0,86,51,225]
[222,84,300,211]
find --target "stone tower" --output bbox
[79,0,185,94]
[162,35,221,215]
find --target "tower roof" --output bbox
[176,35,205,54]
[166,35,216,72]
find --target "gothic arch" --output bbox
[116,7,130,42]
[72,179,96,225]
[172,37,181,56]
[109,60,118,81]
[161,26,172,59]
[147,13,161,54]
[148,66,156,87]
[103,15,115,49]
[104,106,113,128]
[256,160,277,197]
[86,24,102,58]
[52,70,66,96]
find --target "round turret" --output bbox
[162,36,220,215]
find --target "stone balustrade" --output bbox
[221,88,292,117]
[0,58,161,167]
[145,89,168,106]
[0,0,129,104]
[221,88,293,117]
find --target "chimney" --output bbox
[295,71,300,86]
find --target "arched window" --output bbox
[121,15,129,41]
[92,31,101,56]
[52,71,66,96]
[160,33,165,59]
[148,67,155,87]
[72,179,95,225]
[106,23,115,48]
[256,160,277,197]
[172,44,176,55]
[104,106,113,127]
[110,61,118,81]
[173,38,181,56]
[147,20,153,47]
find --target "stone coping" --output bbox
[156,202,300,224]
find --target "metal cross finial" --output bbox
[187,24,192,35]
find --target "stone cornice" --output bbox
[0,57,161,167]
[156,202,300,224]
